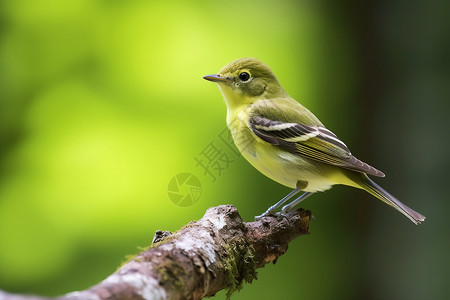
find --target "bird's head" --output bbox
[203,58,286,110]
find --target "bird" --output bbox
[203,57,425,225]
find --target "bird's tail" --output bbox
[350,173,426,225]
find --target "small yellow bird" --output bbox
[203,57,425,225]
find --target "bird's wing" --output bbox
[248,100,385,177]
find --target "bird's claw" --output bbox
[254,210,276,221]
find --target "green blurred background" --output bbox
[1,0,449,299]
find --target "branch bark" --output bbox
[0,205,311,300]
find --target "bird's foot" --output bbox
[280,206,317,221]
[273,211,290,221]
[254,209,276,221]
[280,203,294,215]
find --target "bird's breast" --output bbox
[227,112,336,192]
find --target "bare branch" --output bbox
[0,205,311,300]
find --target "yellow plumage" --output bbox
[204,57,425,225]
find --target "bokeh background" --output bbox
[1,0,449,299]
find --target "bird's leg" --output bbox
[280,192,314,214]
[254,187,301,221]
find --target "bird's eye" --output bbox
[239,72,251,82]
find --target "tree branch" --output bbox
[0,205,311,300]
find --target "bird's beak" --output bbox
[203,74,231,83]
